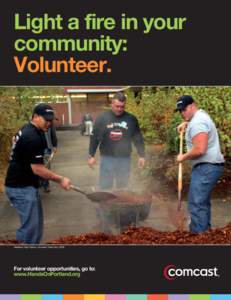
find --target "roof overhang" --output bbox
[64,86,129,94]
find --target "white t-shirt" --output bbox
[185,109,225,166]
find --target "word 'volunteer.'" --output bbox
[14,56,111,73]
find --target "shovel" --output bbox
[167,129,187,230]
[45,150,55,167]
[177,130,184,211]
[70,184,117,203]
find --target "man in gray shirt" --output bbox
[176,95,224,233]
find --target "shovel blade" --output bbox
[87,192,117,203]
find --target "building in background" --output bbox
[51,86,129,126]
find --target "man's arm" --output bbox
[88,116,103,168]
[177,132,208,162]
[31,164,71,190]
[132,118,145,168]
[132,118,145,156]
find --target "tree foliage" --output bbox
[126,86,231,158]
[0,87,65,166]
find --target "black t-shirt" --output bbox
[5,122,46,188]
[89,110,145,157]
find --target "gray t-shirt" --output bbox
[185,109,224,166]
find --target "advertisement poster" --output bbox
[0,1,230,299]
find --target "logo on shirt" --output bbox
[109,129,123,141]
[107,121,128,130]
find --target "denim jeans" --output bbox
[188,163,224,233]
[5,186,43,244]
[99,155,131,189]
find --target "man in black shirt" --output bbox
[5,103,71,244]
[88,92,145,189]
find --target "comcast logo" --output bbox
[163,264,220,280]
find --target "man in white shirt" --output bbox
[176,95,224,233]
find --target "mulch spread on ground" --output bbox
[1,224,231,244]
[47,223,231,245]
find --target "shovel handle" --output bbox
[178,130,183,189]
[45,151,55,167]
[50,151,55,161]
[178,162,183,210]
[70,185,87,196]
[178,130,184,210]
[179,130,184,155]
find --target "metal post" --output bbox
[67,94,72,125]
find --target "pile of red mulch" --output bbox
[48,223,231,245]
[102,190,151,207]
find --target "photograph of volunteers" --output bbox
[4,103,71,244]
[0,86,230,244]
[88,92,145,189]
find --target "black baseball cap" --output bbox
[175,95,194,112]
[33,103,55,121]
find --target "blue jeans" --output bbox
[5,186,43,244]
[188,163,224,233]
[99,156,131,189]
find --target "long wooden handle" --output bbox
[179,130,184,155]
[178,130,184,210]
[47,151,55,164]
[178,130,184,189]
[45,151,55,167]
[178,163,182,190]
